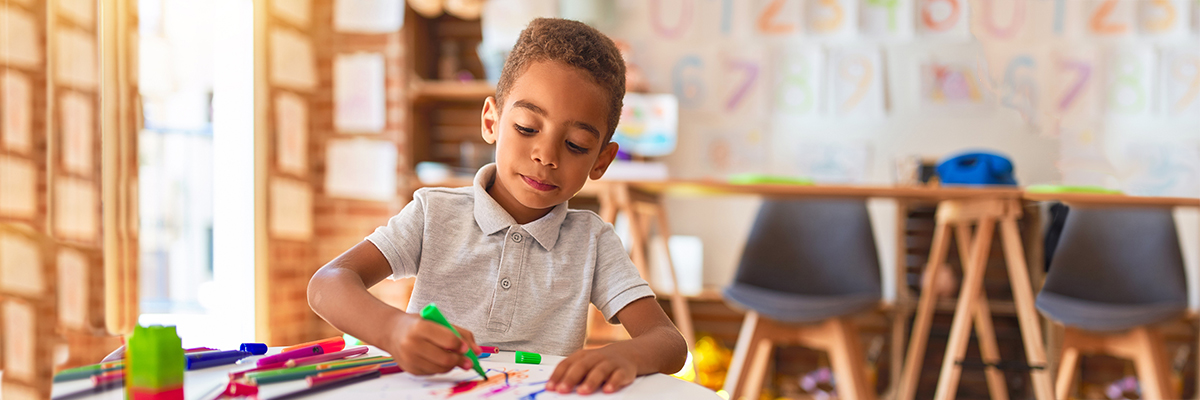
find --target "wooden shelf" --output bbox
[410,79,494,101]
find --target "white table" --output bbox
[50,346,720,399]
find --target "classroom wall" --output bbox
[575,0,1200,295]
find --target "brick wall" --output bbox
[260,0,413,346]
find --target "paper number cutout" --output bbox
[921,0,961,32]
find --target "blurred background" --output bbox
[1,0,1199,399]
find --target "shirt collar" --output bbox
[472,164,569,250]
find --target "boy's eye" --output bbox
[514,124,537,135]
[566,141,590,154]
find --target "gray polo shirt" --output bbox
[366,164,654,356]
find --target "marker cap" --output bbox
[240,343,268,355]
[515,351,541,364]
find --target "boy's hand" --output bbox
[547,347,637,395]
[386,313,482,375]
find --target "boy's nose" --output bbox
[531,143,558,168]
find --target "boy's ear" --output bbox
[589,141,620,180]
[481,96,500,144]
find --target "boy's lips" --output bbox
[520,174,558,191]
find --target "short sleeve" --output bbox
[366,190,426,279]
[590,225,655,324]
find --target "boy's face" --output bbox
[481,60,619,216]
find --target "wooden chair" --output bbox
[1036,207,1187,400]
[722,199,881,400]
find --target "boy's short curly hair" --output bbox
[495,18,626,143]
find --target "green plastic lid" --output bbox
[1026,184,1122,194]
[514,351,541,364]
[727,173,814,186]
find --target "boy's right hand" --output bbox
[387,313,482,375]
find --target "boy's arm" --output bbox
[547,297,687,395]
[307,240,481,375]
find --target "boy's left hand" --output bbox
[547,346,637,395]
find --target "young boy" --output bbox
[307,18,687,395]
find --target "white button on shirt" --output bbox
[366,164,654,356]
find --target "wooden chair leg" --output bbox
[898,219,955,400]
[933,218,996,400]
[742,333,775,400]
[725,311,765,400]
[1055,345,1080,400]
[1127,327,1176,400]
[826,318,877,400]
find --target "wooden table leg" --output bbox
[955,223,1010,400]
[898,218,955,400]
[652,204,700,350]
[1000,217,1054,400]
[933,217,996,400]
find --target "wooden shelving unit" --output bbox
[402,7,493,186]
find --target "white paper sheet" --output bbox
[2,70,33,153]
[54,178,100,242]
[0,6,42,68]
[57,28,99,89]
[269,28,317,90]
[275,91,309,175]
[269,178,313,241]
[771,46,825,119]
[325,138,397,201]
[1159,45,1200,118]
[334,53,386,134]
[2,300,36,382]
[271,0,311,27]
[334,0,404,33]
[1105,46,1156,120]
[827,47,886,117]
[0,232,42,297]
[0,155,37,218]
[57,248,89,329]
[860,0,913,39]
[58,0,96,26]
[916,0,971,40]
[61,91,94,175]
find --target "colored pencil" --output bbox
[248,357,392,385]
[53,364,122,382]
[266,369,381,400]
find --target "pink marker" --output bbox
[256,344,325,367]
[284,346,370,368]
[480,346,499,354]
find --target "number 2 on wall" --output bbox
[758,0,797,34]
[1090,0,1128,34]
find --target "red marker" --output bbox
[91,370,124,386]
[480,346,499,354]
[281,336,345,354]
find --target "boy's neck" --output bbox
[486,174,555,225]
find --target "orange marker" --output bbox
[282,336,345,354]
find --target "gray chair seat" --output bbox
[1035,207,1187,332]
[723,199,882,321]
[1036,291,1185,332]
[725,283,879,324]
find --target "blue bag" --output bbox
[936,151,1017,186]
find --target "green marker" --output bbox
[420,303,487,380]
